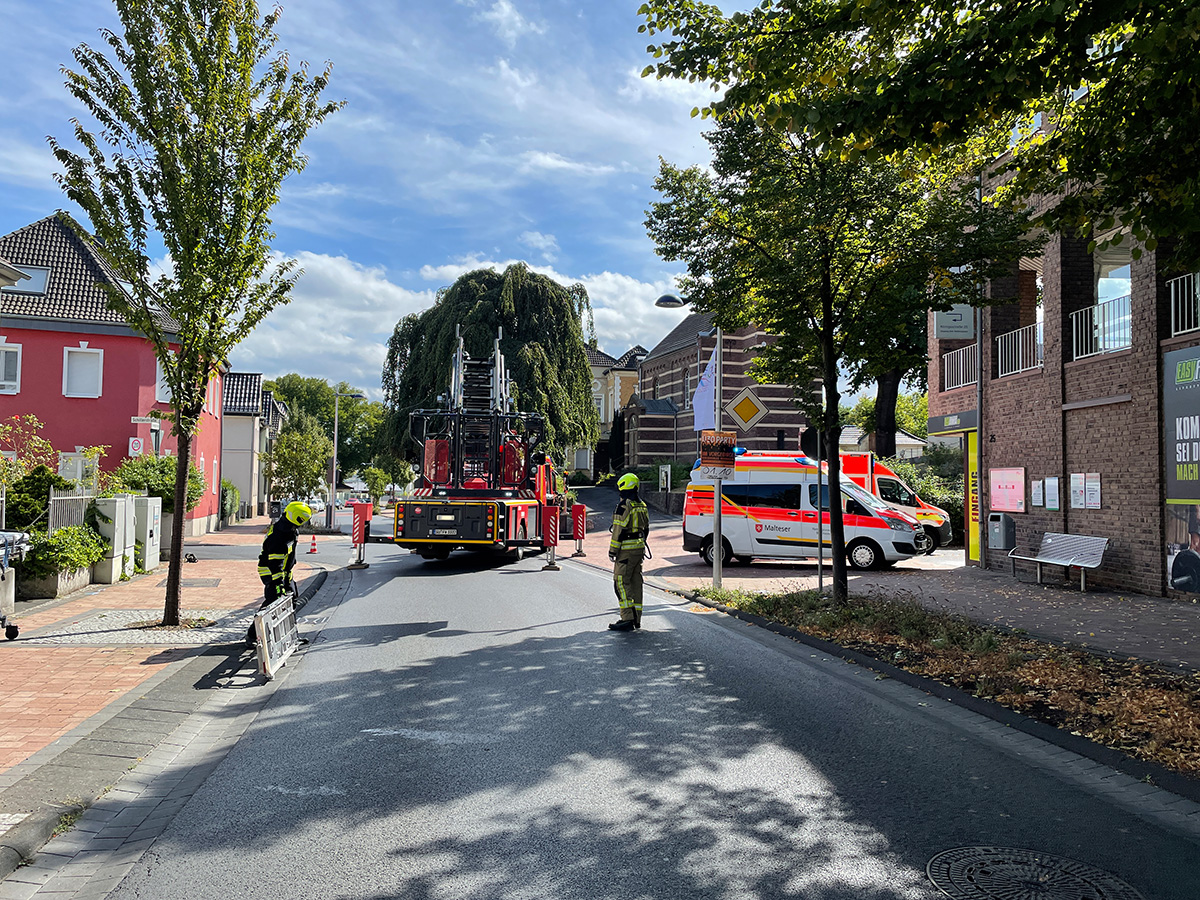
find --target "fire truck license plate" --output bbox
[433,528,457,535]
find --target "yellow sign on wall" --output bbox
[967,431,980,563]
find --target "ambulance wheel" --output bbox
[919,527,937,554]
[847,539,883,570]
[701,536,733,567]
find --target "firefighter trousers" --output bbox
[612,551,644,624]
[247,570,291,643]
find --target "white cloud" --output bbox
[466,0,546,47]
[519,231,559,261]
[227,252,438,399]
[0,137,60,190]
[519,151,617,177]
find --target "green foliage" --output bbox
[0,415,58,487]
[372,453,413,495]
[847,393,928,439]
[264,411,334,502]
[263,375,384,474]
[4,466,76,532]
[17,524,107,580]
[567,470,593,487]
[884,454,965,545]
[113,455,206,515]
[382,263,600,457]
[220,479,240,520]
[638,0,1200,269]
[361,466,389,502]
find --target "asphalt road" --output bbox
[107,544,1198,899]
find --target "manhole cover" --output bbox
[927,847,1145,900]
[156,578,222,588]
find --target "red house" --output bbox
[0,213,223,536]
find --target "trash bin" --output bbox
[988,512,1015,550]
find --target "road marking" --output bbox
[258,783,346,797]
[360,727,493,745]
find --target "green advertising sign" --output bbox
[1165,347,1200,502]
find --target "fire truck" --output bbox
[391,329,565,560]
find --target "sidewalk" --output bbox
[572,485,1200,672]
[0,516,342,878]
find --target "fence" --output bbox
[1170,272,1200,337]
[996,322,1043,378]
[1,485,5,530]
[1071,294,1132,361]
[942,343,978,391]
[48,486,93,534]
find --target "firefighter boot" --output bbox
[608,619,635,632]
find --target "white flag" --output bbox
[692,348,717,431]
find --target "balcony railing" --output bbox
[1071,294,1131,361]
[996,322,1043,377]
[1171,272,1200,337]
[943,343,978,391]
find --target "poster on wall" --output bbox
[1165,347,1200,592]
[1045,476,1060,511]
[1070,473,1086,508]
[1032,480,1043,506]
[989,467,1026,512]
[1085,473,1101,509]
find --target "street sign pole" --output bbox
[713,328,723,590]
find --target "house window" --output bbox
[213,459,219,495]
[684,370,691,408]
[63,344,103,398]
[58,452,98,487]
[0,341,21,393]
[0,265,50,294]
[156,358,171,403]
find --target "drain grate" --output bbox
[927,847,1145,900]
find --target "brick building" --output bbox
[625,311,810,467]
[927,226,1199,597]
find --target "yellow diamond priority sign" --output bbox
[724,386,769,431]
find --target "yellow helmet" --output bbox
[285,501,313,526]
[617,473,639,491]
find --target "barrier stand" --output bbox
[348,501,371,570]
[541,505,561,571]
[570,503,587,557]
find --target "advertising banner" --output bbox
[1165,346,1200,592]
[699,430,737,480]
[989,467,1026,513]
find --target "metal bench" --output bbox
[1008,531,1109,591]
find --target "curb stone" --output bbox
[0,569,328,882]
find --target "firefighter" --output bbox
[608,473,649,631]
[247,500,312,646]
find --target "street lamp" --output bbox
[328,391,366,528]
[656,294,725,589]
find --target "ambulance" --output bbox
[682,450,926,570]
[841,452,953,553]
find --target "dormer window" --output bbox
[0,265,50,294]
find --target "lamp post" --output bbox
[656,294,724,588]
[328,391,366,528]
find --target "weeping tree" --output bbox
[50,0,340,624]
[382,263,600,460]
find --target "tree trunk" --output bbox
[162,432,191,626]
[873,367,902,458]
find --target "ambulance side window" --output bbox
[742,484,805,508]
[808,484,831,511]
[878,477,915,507]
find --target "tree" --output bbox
[846,393,929,443]
[646,117,1036,601]
[361,466,388,506]
[638,0,1200,268]
[50,0,340,623]
[263,412,334,503]
[264,375,383,475]
[382,263,600,458]
[0,415,58,487]
[371,452,413,499]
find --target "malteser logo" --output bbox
[755,523,763,533]
[1176,357,1200,384]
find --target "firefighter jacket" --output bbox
[610,498,649,557]
[258,517,300,583]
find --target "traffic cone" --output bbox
[307,533,318,554]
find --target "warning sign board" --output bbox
[724,387,769,431]
[699,430,737,480]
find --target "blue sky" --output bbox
[1,0,743,399]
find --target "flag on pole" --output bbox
[692,348,717,431]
